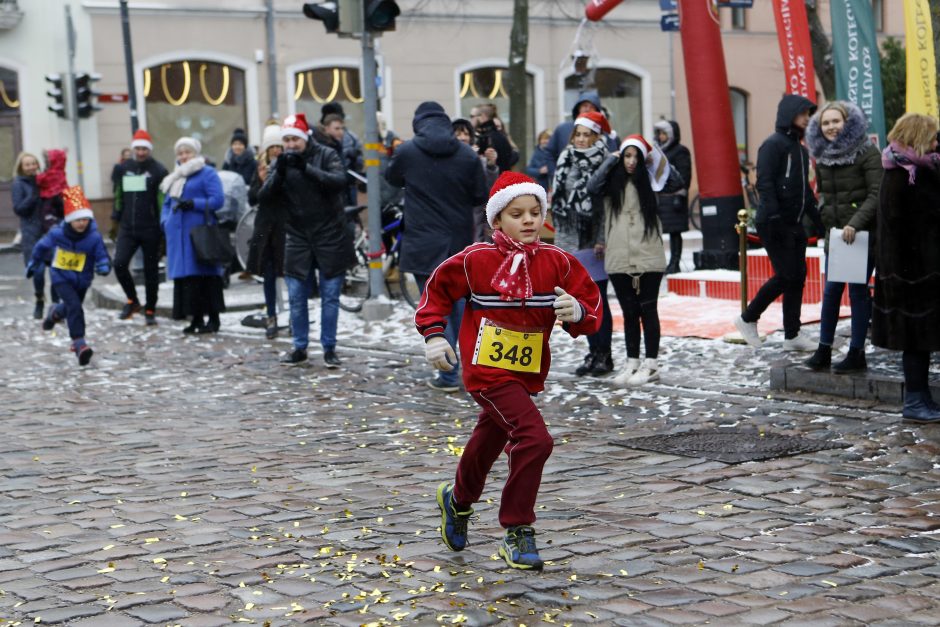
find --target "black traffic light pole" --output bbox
[65,4,84,189]
[119,0,139,133]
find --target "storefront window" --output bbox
[144,60,247,167]
[293,67,364,139]
[0,67,20,230]
[564,68,642,140]
[459,67,535,148]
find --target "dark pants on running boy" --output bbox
[609,272,663,359]
[741,221,806,339]
[586,278,612,354]
[113,229,161,310]
[452,381,554,528]
[51,283,88,340]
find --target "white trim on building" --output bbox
[0,57,30,153]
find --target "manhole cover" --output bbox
[612,429,849,464]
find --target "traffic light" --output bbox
[74,72,102,118]
[302,2,340,33]
[45,73,67,119]
[364,0,399,32]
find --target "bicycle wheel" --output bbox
[688,194,701,230]
[339,247,370,313]
[399,269,420,309]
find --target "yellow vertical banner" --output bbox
[904,0,938,116]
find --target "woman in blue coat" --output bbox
[160,137,226,334]
[13,152,49,319]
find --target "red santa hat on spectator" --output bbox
[620,134,671,191]
[620,134,653,159]
[62,185,94,223]
[574,111,611,136]
[485,171,547,228]
[281,113,310,141]
[130,129,153,151]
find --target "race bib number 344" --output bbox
[52,248,87,272]
[472,318,543,374]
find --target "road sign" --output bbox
[661,12,679,31]
[659,0,676,10]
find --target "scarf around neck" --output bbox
[160,156,206,199]
[490,229,540,301]
[882,142,940,185]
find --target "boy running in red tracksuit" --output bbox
[415,171,601,570]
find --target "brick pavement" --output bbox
[0,268,939,626]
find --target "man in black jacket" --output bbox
[735,94,822,351]
[259,113,355,368]
[386,101,489,392]
[111,129,168,325]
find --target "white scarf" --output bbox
[160,156,206,199]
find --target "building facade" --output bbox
[0,0,905,233]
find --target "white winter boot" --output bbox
[627,358,660,386]
[613,358,641,386]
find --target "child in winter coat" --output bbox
[28,186,111,366]
[415,171,601,571]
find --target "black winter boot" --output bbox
[33,296,44,320]
[832,348,867,374]
[589,351,614,376]
[666,234,683,274]
[575,351,596,377]
[804,344,832,370]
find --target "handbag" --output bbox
[190,204,235,265]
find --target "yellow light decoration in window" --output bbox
[0,80,19,108]
[488,69,504,100]
[161,61,191,106]
[459,73,472,99]
[143,68,152,98]
[293,73,304,101]
[341,70,363,104]
[308,69,340,104]
[199,63,229,106]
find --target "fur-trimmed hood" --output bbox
[806,101,871,166]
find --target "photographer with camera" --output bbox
[474,103,517,174]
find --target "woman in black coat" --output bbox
[872,113,940,423]
[654,120,691,273]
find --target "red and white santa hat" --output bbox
[574,111,611,137]
[131,129,153,151]
[620,134,653,159]
[62,185,94,223]
[485,171,548,228]
[281,113,310,141]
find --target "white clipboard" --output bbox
[827,228,869,284]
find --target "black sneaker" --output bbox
[144,310,157,326]
[33,300,44,320]
[574,352,595,377]
[282,348,308,364]
[77,345,94,366]
[323,350,342,369]
[42,306,61,331]
[498,525,544,571]
[119,300,141,320]
[436,482,472,551]
[589,351,614,376]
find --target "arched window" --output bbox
[729,87,749,162]
[143,60,247,166]
[292,66,364,139]
[564,67,643,140]
[459,66,535,148]
[0,66,21,231]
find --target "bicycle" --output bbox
[340,203,420,313]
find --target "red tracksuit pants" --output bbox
[453,381,554,528]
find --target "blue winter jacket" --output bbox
[525,145,553,190]
[161,165,225,280]
[29,221,111,290]
[13,175,42,264]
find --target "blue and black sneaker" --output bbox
[436,482,472,551]
[498,525,544,571]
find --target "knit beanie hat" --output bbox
[62,185,94,223]
[261,123,282,153]
[174,136,202,155]
[412,101,448,131]
[574,111,611,136]
[281,114,310,142]
[485,171,548,228]
[320,102,345,124]
[131,129,153,151]
[230,128,249,146]
[620,134,652,159]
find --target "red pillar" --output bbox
[677,0,744,269]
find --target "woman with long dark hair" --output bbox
[596,135,666,386]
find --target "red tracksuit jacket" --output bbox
[415,241,602,394]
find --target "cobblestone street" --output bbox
[1,261,939,626]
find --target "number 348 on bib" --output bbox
[471,318,543,374]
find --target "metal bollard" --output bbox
[736,209,748,314]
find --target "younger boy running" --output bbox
[29,186,111,365]
[415,171,601,570]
